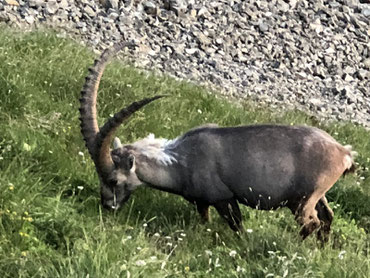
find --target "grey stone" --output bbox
[46,0,58,14]
[143,1,157,15]
[107,0,119,10]
[163,0,187,15]
[362,9,370,17]
[0,11,9,22]
[58,0,69,9]
[258,21,269,32]
[83,5,96,18]
[24,15,35,24]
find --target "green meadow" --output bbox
[0,27,369,277]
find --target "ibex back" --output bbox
[79,42,356,241]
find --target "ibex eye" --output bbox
[112,154,120,165]
[128,155,135,169]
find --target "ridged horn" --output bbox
[95,95,167,176]
[79,41,136,169]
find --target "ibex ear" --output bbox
[113,137,122,149]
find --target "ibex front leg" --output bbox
[196,201,210,222]
[214,198,243,232]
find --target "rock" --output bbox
[276,0,290,12]
[45,0,58,14]
[0,11,9,22]
[198,7,209,17]
[356,69,370,80]
[295,72,307,79]
[103,0,119,10]
[163,0,187,15]
[362,9,370,17]
[25,15,35,24]
[83,5,96,18]
[258,21,269,32]
[309,98,323,106]
[185,48,198,55]
[5,0,19,6]
[143,1,157,15]
[58,0,69,9]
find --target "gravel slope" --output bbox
[1,0,369,127]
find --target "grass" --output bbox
[0,26,369,277]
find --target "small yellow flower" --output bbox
[23,216,33,222]
[24,211,29,216]
[12,211,17,216]
[21,251,27,257]
[184,266,190,272]
[9,186,14,191]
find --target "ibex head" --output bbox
[79,42,164,210]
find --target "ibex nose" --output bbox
[101,200,120,210]
[101,195,119,210]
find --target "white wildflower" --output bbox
[78,151,84,157]
[23,143,31,152]
[236,266,246,273]
[135,260,146,266]
[338,250,346,260]
[153,233,160,237]
[246,228,253,233]
[180,233,186,237]
[143,223,148,227]
[229,250,237,257]
[77,186,84,190]
[215,258,221,268]
[205,250,212,256]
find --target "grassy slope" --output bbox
[0,27,369,277]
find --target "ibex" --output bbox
[79,42,356,241]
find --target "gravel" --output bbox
[1,0,369,128]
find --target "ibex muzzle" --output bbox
[79,42,356,241]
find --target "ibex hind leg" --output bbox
[214,198,243,232]
[316,196,334,243]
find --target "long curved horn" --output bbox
[79,41,166,181]
[79,41,135,168]
[96,95,167,176]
